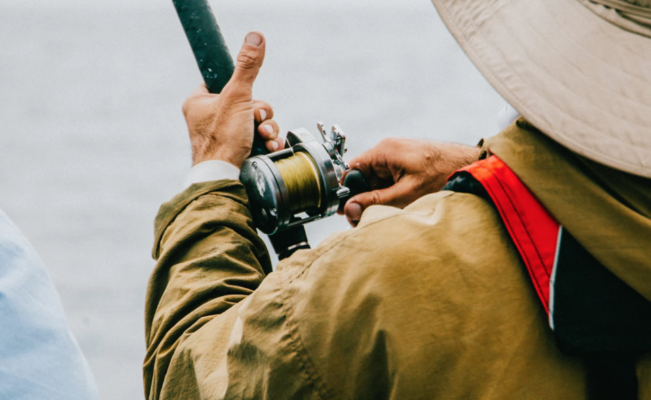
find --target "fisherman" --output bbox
[144,0,651,398]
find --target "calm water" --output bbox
[0,2,503,399]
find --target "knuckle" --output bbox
[181,98,193,117]
[237,50,258,70]
[379,137,399,147]
[264,104,274,118]
[254,102,273,119]
[369,191,384,206]
[378,138,391,147]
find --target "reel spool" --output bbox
[240,123,355,235]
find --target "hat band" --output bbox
[579,0,651,37]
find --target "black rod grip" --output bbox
[173,0,267,155]
[173,0,234,94]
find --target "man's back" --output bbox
[226,190,588,399]
[146,179,651,399]
[144,21,651,397]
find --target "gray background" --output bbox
[0,0,504,398]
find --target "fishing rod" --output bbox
[172,0,266,155]
[172,0,369,260]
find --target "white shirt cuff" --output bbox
[183,160,241,189]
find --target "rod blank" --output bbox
[173,0,234,94]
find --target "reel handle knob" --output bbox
[338,170,371,213]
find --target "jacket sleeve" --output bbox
[143,180,273,399]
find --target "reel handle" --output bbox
[173,0,268,157]
[339,170,372,212]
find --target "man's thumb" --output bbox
[228,32,266,92]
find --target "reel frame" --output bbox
[240,125,352,235]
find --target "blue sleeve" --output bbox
[0,209,99,400]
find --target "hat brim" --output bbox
[431,0,651,178]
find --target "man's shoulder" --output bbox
[279,190,519,291]
[324,190,509,262]
[270,190,543,398]
[359,190,498,231]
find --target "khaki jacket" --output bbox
[144,120,651,399]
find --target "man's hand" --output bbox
[182,32,284,168]
[341,138,481,226]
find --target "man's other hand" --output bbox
[341,139,481,226]
[182,32,284,168]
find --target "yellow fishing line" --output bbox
[275,152,322,213]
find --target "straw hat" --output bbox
[430,0,651,178]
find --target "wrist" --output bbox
[464,146,482,164]
[437,142,482,166]
[425,142,482,189]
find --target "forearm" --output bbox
[144,180,272,398]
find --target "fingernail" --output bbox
[269,140,279,150]
[264,125,274,135]
[259,109,267,121]
[347,202,363,221]
[245,32,263,47]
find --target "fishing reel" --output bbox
[240,123,367,235]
